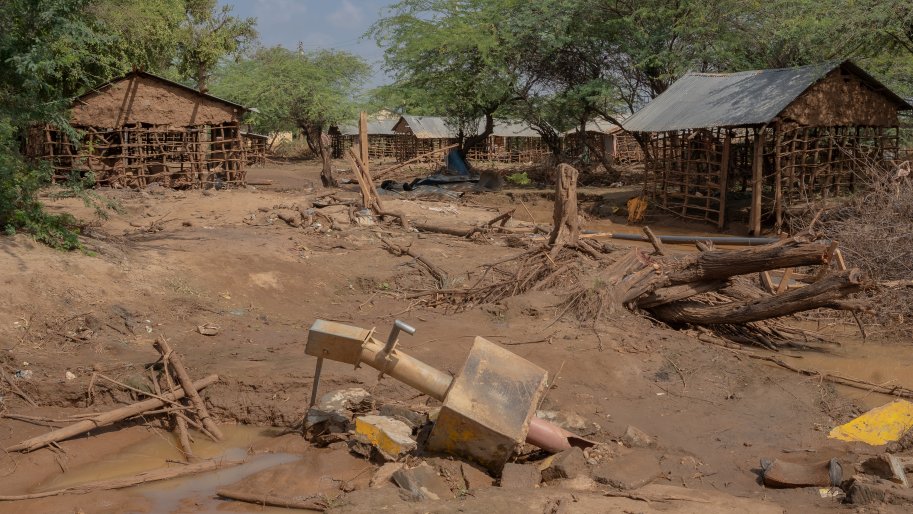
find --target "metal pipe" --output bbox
[526,417,572,452]
[358,337,453,402]
[588,231,779,246]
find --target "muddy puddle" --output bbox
[781,338,913,410]
[35,425,303,513]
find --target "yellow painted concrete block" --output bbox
[828,400,913,446]
[355,415,416,459]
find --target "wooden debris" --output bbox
[0,365,37,407]
[547,164,580,251]
[154,337,223,441]
[0,457,243,500]
[642,226,665,256]
[216,489,328,511]
[6,374,219,452]
[373,144,459,179]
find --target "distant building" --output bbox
[561,118,643,166]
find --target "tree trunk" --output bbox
[649,270,869,324]
[459,113,495,161]
[548,164,580,248]
[302,123,336,187]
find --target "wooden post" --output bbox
[718,131,731,230]
[774,122,783,233]
[359,111,369,176]
[750,128,766,236]
[547,164,580,250]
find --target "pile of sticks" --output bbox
[5,336,222,459]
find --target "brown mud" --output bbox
[0,161,910,513]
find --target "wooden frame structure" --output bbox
[625,61,912,232]
[562,119,644,166]
[30,71,249,189]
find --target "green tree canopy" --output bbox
[211,46,370,186]
[177,0,257,92]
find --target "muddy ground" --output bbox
[0,161,910,513]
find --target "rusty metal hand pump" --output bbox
[306,319,584,472]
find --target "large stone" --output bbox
[354,415,416,460]
[500,463,541,489]
[305,388,372,435]
[592,450,663,490]
[541,447,587,482]
[393,462,453,501]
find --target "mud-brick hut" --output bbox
[32,71,249,188]
[562,118,643,166]
[329,119,400,160]
[623,60,912,233]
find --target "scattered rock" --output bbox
[197,323,220,336]
[620,425,655,448]
[499,462,541,489]
[371,462,405,488]
[592,450,663,490]
[14,369,33,380]
[275,210,301,227]
[860,454,909,488]
[378,403,427,429]
[305,388,372,436]
[536,410,589,432]
[551,475,600,492]
[847,474,913,505]
[65,371,77,381]
[541,447,587,482]
[354,415,417,460]
[461,462,494,490]
[181,220,192,227]
[393,462,452,501]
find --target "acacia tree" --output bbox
[211,46,370,187]
[370,0,528,159]
[177,0,257,92]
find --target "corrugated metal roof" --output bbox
[336,119,398,136]
[623,60,911,132]
[561,118,625,136]
[396,115,542,139]
[399,115,456,139]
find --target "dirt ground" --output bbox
[0,160,910,513]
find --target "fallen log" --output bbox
[216,489,328,511]
[0,457,243,500]
[636,279,729,308]
[649,269,870,325]
[665,240,831,284]
[6,374,219,452]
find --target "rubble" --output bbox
[591,450,663,490]
[354,415,417,460]
[500,463,541,489]
[541,447,587,482]
[829,400,913,446]
[370,462,405,488]
[760,457,843,488]
[392,462,452,501]
[305,388,372,437]
[620,425,655,448]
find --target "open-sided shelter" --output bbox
[562,118,643,166]
[392,115,547,163]
[329,119,401,161]
[623,61,911,232]
[31,71,248,189]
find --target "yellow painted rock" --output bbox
[355,415,416,459]
[828,400,913,446]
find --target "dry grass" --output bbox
[789,158,913,340]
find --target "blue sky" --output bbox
[221,0,395,88]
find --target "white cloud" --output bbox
[328,0,365,29]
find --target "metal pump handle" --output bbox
[384,319,416,354]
